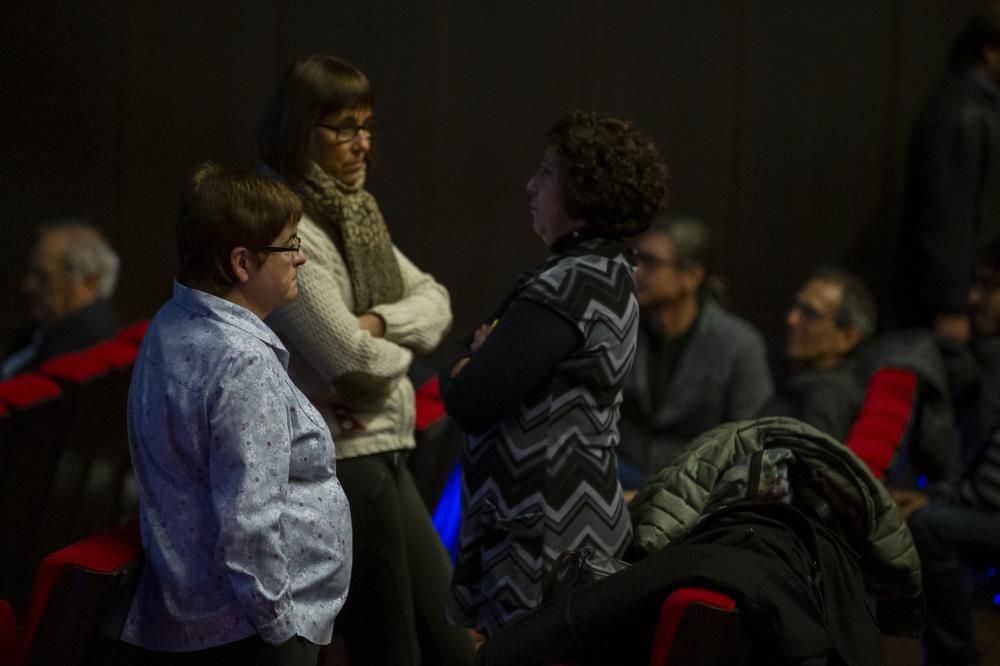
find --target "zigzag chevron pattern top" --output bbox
[447,236,636,636]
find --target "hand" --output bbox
[933,312,971,346]
[470,323,494,353]
[890,488,930,521]
[357,313,386,338]
[450,357,471,378]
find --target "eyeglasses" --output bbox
[315,121,376,144]
[789,300,830,323]
[633,251,678,271]
[261,235,302,254]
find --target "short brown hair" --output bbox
[258,55,373,178]
[547,111,668,237]
[177,162,302,296]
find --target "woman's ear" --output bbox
[230,247,253,284]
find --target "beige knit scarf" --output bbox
[292,161,404,312]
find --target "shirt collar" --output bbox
[171,281,290,367]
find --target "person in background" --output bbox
[120,162,351,665]
[258,55,473,665]
[442,110,667,636]
[760,266,875,442]
[617,216,773,487]
[893,4,1000,344]
[2,220,121,378]
[894,236,1000,666]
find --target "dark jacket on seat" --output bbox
[629,417,923,637]
[478,503,888,666]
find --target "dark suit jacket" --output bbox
[618,300,774,477]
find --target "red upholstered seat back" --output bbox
[84,339,140,370]
[0,374,62,409]
[16,523,142,666]
[37,351,109,385]
[0,374,70,611]
[844,368,919,480]
[29,340,139,565]
[114,320,150,347]
[414,375,446,431]
[648,587,746,666]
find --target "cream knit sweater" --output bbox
[267,213,452,459]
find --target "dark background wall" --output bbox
[0,1,982,377]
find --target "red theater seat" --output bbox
[114,320,150,347]
[0,523,142,666]
[0,374,70,613]
[414,375,446,430]
[37,351,109,385]
[648,587,747,665]
[85,338,140,370]
[409,376,464,512]
[0,374,62,409]
[31,345,137,569]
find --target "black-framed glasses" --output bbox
[789,300,829,323]
[315,121,376,144]
[633,251,678,271]
[261,236,302,254]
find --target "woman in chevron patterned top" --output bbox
[441,111,668,637]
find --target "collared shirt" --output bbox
[121,282,351,651]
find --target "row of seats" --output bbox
[0,331,935,664]
[0,518,742,666]
[0,320,149,615]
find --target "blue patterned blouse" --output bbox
[121,282,352,651]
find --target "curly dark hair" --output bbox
[547,110,668,237]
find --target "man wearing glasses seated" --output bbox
[893,235,1000,666]
[617,215,773,488]
[761,267,875,442]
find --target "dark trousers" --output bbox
[908,503,1000,666]
[335,451,475,666]
[112,635,320,666]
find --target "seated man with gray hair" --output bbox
[761,266,877,441]
[1,220,121,378]
[618,215,774,487]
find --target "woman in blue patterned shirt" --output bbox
[120,163,351,665]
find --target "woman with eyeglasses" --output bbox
[258,55,474,666]
[440,111,668,636]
